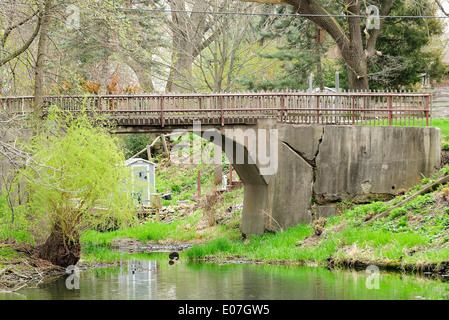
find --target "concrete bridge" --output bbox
[0,92,440,235]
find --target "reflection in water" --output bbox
[2,253,449,300]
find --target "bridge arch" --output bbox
[167,120,278,236]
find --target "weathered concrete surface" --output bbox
[314,126,441,204]
[266,140,314,231]
[263,125,441,232]
[203,122,441,235]
[214,120,276,236]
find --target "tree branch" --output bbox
[0,12,42,68]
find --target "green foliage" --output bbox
[369,0,447,89]
[0,193,37,244]
[20,106,135,243]
[390,207,407,219]
[442,142,449,151]
[343,201,390,221]
[171,183,181,194]
[120,134,152,160]
[241,1,447,91]
[240,5,321,91]
[403,194,435,210]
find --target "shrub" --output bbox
[20,106,135,266]
[390,207,407,219]
[443,187,449,202]
[442,142,449,151]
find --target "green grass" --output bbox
[186,223,318,262]
[184,181,449,266]
[81,174,449,267]
[185,219,432,264]
[81,218,200,247]
[431,118,449,137]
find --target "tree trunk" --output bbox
[315,26,324,91]
[166,43,195,93]
[341,46,369,91]
[34,224,81,268]
[33,0,52,115]
[165,0,214,93]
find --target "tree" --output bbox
[240,4,323,90]
[239,0,395,90]
[49,0,165,94]
[20,107,134,267]
[192,1,274,92]
[369,0,446,88]
[164,0,221,92]
[0,1,43,95]
[33,0,53,113]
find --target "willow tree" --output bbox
[240,0,396,90]
[21,107,135,267]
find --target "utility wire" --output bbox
[2,1,448,19]
[115,7,449,20]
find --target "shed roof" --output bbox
[124,158,157,167]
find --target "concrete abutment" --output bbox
[217,122,441,235]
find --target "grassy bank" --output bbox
[184,172,449,272]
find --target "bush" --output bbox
[171,184,181,194]
[19,106,135,265]
[442,142,449,151]
[390,207,407,219]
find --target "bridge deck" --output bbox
[0,92,431,127]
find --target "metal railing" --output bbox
[0,91,432,127]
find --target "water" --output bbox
[2,253,449,300]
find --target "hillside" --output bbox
[184,166,449,276]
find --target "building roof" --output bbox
[124,158,157,167]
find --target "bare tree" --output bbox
[164,0,230,92]
[194,2,276,92]
[33,0,53,113]
[0,1,43,95]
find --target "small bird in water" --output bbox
[169,252,179,260]
[169,252,179,265]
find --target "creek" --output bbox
[2,252,449,300]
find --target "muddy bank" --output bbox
[0,241,66,292]
[110,238,196,253]
[327,256,449,280]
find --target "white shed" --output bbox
[125,158,156,206]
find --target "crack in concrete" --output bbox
[281,127,326,211]
[312,127,325,198]
[281,141,315,168]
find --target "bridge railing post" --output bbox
[160,96,165,127]
[352,95,355,125]
[316,94,320,124]
[388,95,393,126]
[220,95,224,126]
[425,95,430,126]
[280,94,285,123]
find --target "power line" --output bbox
[2,1,448,19]
[114,7,449,20]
